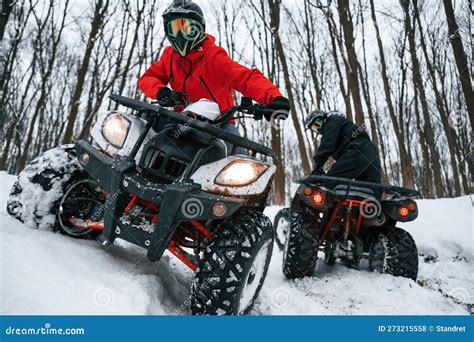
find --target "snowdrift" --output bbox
[0,171,472,315]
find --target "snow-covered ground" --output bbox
[0,171,472,315]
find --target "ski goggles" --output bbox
[165,18,201,38]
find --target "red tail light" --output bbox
[407,202,416,211]
[399,207,409,218]
[311,192,325,206]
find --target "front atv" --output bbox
[281,175,420,280]
[7,94,280,315]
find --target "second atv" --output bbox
[275,175,420,280]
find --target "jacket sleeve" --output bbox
[212,48,283,105]
[138,48,171,99]
[313,116,345,170]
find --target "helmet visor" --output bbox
[166,18,201,38]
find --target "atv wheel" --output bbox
[56,177,106,239]
[190,208,273,315]
[7,145,82,230]
[282,196,322,279]
[273,207,290,250]
[6,145,103,239]
[369,227,418,280]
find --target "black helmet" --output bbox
[305,109,328,133]
[162,0,206,57]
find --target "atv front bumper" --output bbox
[75,140,245,261]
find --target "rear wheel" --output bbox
[282,196,322,279]
[369,227,418,280]
[273,208,290,250]
[190,208,273,315]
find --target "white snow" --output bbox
[0,171,472,315]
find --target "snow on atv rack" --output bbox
[300,175,420,198]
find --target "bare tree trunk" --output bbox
[324,8,353,121]
[336,0,364,126]
[115,1,145,97]
[0,0,13,39]
[401,0,445,197]
[358,1,378,146]
[17,1,70,171]
[62,0,109,144]
[267,0,311,174]
[413,0,461,196]
[369,0,414,189]
[0,0,15,164]
[443,0,474,129]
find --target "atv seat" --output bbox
[332,185,376,199]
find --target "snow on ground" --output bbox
[0,171,472,315]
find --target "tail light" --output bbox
[382,199,418,222]
[399,207,409,218]
[311,191,325,206]
[299,185,331,209]
[407,202,417,211]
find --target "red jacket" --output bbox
[138,35,282,113]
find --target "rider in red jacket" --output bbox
[138,0,290,127]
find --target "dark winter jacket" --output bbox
[138,34,283,114]
[313,115,374,172]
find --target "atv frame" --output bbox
[75,94,274,269]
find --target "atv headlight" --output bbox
[101,112,130,148]
[215,160,269,187]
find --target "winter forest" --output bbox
[0,0,472,203]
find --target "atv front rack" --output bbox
[300,175,420,198]
[75,140,245,262]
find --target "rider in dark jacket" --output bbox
[306,110,381,183]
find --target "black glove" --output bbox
[156,87,184,107]
[265,96,290,121]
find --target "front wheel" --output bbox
[282,196,322,279]
[273,208,290,250]
[190,208,273,315]
[6,145,104,239]
[369,227,418,280]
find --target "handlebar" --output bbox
[109,94,275,158]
